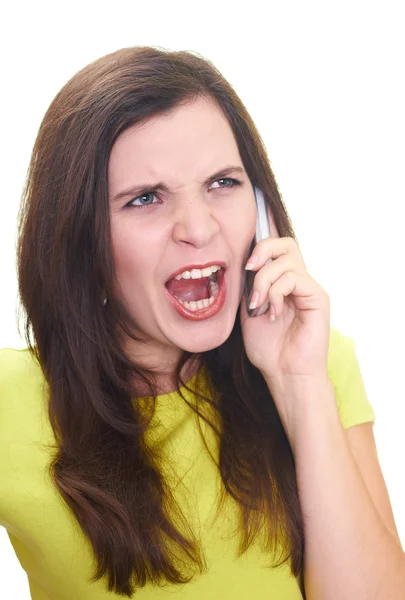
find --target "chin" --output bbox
[174,318,236,354]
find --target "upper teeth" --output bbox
[174,265,222,280]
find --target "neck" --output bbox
[130,356,202,396]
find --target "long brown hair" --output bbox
[17,46,304,596]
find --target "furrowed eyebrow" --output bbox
[111,165,246,203]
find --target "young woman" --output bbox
[1,46,403,600]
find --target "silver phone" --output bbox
[244,186,272,317]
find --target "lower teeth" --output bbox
[174,280,219,312]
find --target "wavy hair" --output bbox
[17,46,305,596]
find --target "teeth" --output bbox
[174,265,222,281]
[201,267,214,278]
[171,267,222,312]
[175,294,216,311]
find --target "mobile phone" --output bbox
[244,186,272,317]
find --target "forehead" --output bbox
[108,97,241,192]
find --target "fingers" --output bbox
[266,271,298,318]
[266,271,329,319]
[247,254,296,310]
[245,236,305,272]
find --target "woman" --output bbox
[1,46,402,600]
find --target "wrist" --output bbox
[264,371,333,398]
[263,373,336,449]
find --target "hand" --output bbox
[240,236,331,390]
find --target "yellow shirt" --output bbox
[0,328,376,599]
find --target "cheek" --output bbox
[228,206,257,264]
[244,203,259,246]
[239,201,279,252]
[111,223,145,286]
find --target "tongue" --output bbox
[166,277,211,303]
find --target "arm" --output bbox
[267,375,405,600]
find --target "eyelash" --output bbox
[124,177,242,210]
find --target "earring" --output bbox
[103,297,107,306]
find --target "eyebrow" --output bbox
[111,165,246,203]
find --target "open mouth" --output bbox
[165,268,225,313]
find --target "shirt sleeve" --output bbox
[327,328,377,430]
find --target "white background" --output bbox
[1,1,404,597]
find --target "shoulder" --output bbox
[327,326,365,384]
[327,328,376,429]
[328,327,355,365]
[0,347,48,424]
[0,346,44,391]
[0,346,36,370]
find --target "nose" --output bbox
[171,196,220,248]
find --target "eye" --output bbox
[210,177,241,189]
[125,192,158,209]
[124,177,242,210]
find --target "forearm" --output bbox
[266,376,405,600]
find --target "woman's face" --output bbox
[108,96,278,369]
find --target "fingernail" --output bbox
[245,254,259,270]
[248,290,260,310]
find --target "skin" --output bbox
[108,96,280,393]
